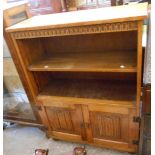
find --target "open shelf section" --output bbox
[37,79,136,105]
[29,51,137,73]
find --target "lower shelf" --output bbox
[37,79,136,105]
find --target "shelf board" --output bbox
[37,79,136,105]
[29,51,137,73]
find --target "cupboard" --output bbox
[5,3,148,152]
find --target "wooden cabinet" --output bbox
[5,3,148,153]
[39,100,84,142]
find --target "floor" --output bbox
[3,125,134,155]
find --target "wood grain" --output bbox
[136,21,143,115]
[88,105,130,143]
[37,79,136,103]
[93,138,135,152]
[81,105,93,142]
[128,109,139,150]
[29,51,137,72]
[10,22,138,39]
[5,3,146,152]
[43,104,84,140]
[43,31,137,53]
[51,131,82,141]
[90,112,122,141]
[48,131,136,152]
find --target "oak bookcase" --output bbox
[6,3,148,152]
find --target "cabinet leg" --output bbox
[45,132,50,139]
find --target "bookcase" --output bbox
[6,3,148,152]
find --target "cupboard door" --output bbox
[39,100,85,142]
[85,105,139,152]
[90,111,129,142]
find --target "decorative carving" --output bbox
[90,111,128,141]
[94,113,121,139]
[47,108,74,132]
[12,21,138,39]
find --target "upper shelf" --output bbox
[28,51,137,72]
[6,3,148,33]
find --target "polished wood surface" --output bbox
[6,3,147,153]
[90,111,129,142]
[45,104,84,138]
[29,51,137,72]
[136,21,143,115]
[6,3,148,32]
[18,31,137,73]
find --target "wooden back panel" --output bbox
[35,71,136,80]
[43,31,137,54]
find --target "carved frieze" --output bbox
[12,21,138,39]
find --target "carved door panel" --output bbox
[42,102,85,141]
[90,111,129,142]
[84,105,139,152]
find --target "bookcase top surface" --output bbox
[6,3,148,33]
